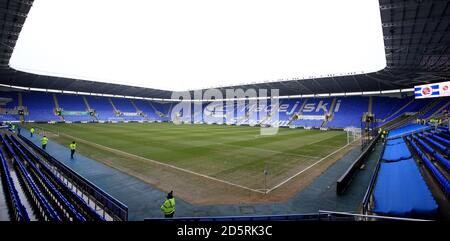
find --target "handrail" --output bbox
[145,210,433,222]
[317,210,432,221]
[387,126,430,140]
[145,213,329,221]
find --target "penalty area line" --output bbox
[265,142,353,194]
[50,131,266,195]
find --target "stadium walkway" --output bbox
[21,129,381,220]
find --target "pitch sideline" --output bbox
[266,140,358,194]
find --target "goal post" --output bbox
[344,127,361,145]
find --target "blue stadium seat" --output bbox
[382,141,412,162]
[372,158,438,217]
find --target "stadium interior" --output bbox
[0,0,449,222]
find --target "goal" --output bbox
[344,127,361,145]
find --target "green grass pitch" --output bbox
[27,122,348,192]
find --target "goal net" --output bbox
[344,127,361,145]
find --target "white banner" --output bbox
[415,81,450,99]
[122,112,139,116]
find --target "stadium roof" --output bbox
[0,0,449,99]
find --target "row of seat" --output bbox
[9,134,104,221]
[435,131,450,140]
[0,150,29,221]
[386,124,429,140]
[382,138,412,162]
[412,135,450,173]
[1,135,62,221]
[429,133,450,146]
[407,136,450,197]
[418,133,450,156]
[7,134,86,221]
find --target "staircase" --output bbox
[148,100,165,119]
[368,96,373,114]
[52,94,64,122]
[82,96,97,121]
[108,98,120,116]
[130,99,140,112]
[130,99,148,120]
[321,98,337,128]
[18,92,24,123]
[424,100,450,120]
[381,99,442,130]
[380,98,415,123]
[288,99,308,126]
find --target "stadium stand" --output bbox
[328,97,368,128]
[0,92,21,121]
[291,98,333,128]
[10,134,105,220]
[0,90,443,130]
[1,134,62,221]
[109,97,145,121]
[363,121,450,218]
[386,124,429,139]
[420,98,450,119]
[85,96,116,121]
[18,134,128,220]
[56,94,93,122]
[371,96,412,121]
[132,99,158,120]
[21,92,59,122]
[0,150,29,221]
[407,136,450,197]
[0,130,128,221]
[411,134,450,173]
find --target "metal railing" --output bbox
[361,138,385,215]
[318,210,432,221]
[144,210,433,222]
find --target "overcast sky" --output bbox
[10,0,386,92]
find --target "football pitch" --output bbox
[26,122,352,203]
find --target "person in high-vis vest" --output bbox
[161,191,175,218]
[41,136,48,150]
[69,141,77,159]
[30,127,35,137]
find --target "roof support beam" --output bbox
[379,0,447,11]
